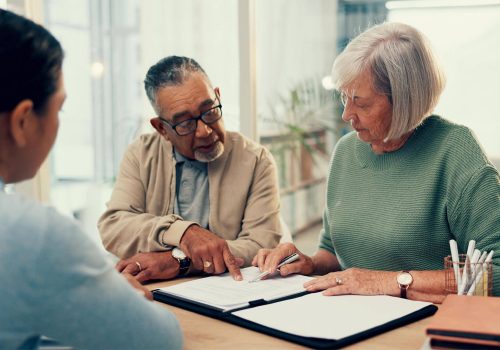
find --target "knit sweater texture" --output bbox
[319,115,500,296]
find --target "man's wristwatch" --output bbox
[397,271,413,299]
[172,248,191,276]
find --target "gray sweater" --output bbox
[0,180,183,349]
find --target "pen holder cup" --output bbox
[444,254,493,296]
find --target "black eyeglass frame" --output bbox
[159,95,223,136]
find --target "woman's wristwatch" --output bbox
[397,271,413,299]
[172,248,191,276]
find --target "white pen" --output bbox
[484,250,495,264]
[449,239,461,289]
[459,248,481,295]
[459,240,476,293]
[249,253,300,283]
[466,240,476,258]
[466,250,489,296]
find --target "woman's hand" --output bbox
[251,243,315,278]
[304,268,397,296]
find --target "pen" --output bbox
[458,249,481,295]
[465,250,487,296]
[249,253,300,283]
[449,240,461,289]
[466,250,494,296]
[458,240,476,294]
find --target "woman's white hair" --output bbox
[332,22,446,140]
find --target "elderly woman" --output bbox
[0,9,182,349]
[253,22,500,302]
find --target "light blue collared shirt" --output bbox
[174,150,210,229]
[0,178,182,349]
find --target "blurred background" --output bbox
[3,0,500,254]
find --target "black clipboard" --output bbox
[153,289,438,349]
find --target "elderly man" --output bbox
[98,56,281,282]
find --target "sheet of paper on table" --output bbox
[233,293,433,340]
[158,266,313,312]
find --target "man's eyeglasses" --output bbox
[159,96,223,136]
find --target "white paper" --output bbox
[233,293,433,340]
[158,266,313,311]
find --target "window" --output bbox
[43,0,240,238]
[387,0,500,166]
[256,0,338,233]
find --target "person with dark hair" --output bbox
[98,55,282,283]
[0,9,182,349]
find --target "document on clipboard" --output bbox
[153,267,438,349]
[155,266,313,312]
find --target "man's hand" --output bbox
[116,251,180,283]
[180,225,243,280]
[122,272,153,300]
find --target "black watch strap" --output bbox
[172,248,191,276]
[177,257,190,276]
[401,284,409,299]
[397,271,413,299]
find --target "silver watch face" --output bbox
[397,272,413,286]
[172,248,186,260]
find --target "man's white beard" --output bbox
[194,141,224,162]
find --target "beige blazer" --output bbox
[98,131,282,265]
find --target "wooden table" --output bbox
[147,278,433,349]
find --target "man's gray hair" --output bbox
[332,22,446,140]
[144,55,210,114]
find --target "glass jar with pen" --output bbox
[444,253,493,296]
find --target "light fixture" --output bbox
[90,61,105,79]
[321,75,335,90]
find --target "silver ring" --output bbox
[335,276,343,285]
[135,261,142,272]
[203,261,213,268]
